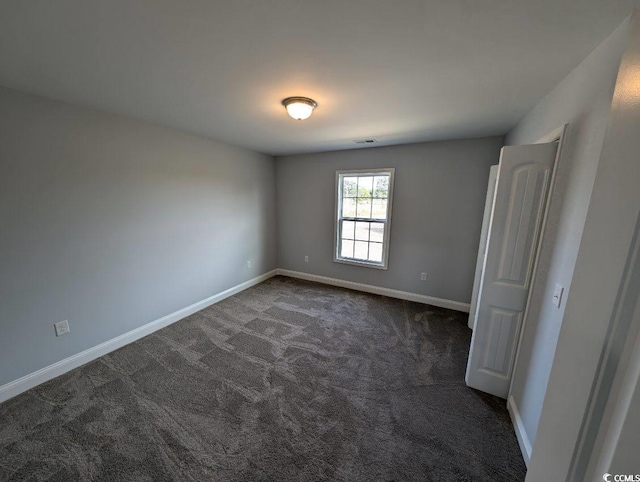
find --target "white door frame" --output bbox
[584,222,640,479]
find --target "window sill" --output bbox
[333,257,388,270]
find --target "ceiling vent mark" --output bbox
[354,139,377,144]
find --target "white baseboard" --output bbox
[0,270,278,404]
[508,395,532,466]
[276,269,470,313]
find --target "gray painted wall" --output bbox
[275,137,504,303]
[505,20,629,451]
[527,12,639,480]
[0,87,277,386]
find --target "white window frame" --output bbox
[334,168,395,270]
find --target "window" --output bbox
[335,168,395,269]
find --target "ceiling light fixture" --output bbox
[282,96,317,120]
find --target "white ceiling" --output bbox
[0,1,637,155]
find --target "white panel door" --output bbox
[466,143,558,399]
[468,165,499,329]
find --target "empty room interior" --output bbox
[2,1,640,481]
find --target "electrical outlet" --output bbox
[420,272,428,281]
[54,320,70,337]
[246,260,251,269]
[304,255,309,263]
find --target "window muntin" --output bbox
[335,169,394,269]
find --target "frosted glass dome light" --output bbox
[282,97,317,120]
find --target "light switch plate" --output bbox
[552,284,564,308]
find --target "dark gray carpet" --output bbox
[0,276,526,481]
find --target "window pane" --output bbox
[341,239,354,258]
[372,199,387,219]
[354,241,369,260]
[342,220,355,240]
[342,198,356,217]
[343,177,358,197]
[356,199,372,218]
[355,221,369,241]
[357,176,374,198]
[369,242,383,262]
[374,176,389,198]
[370,222,384,242]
